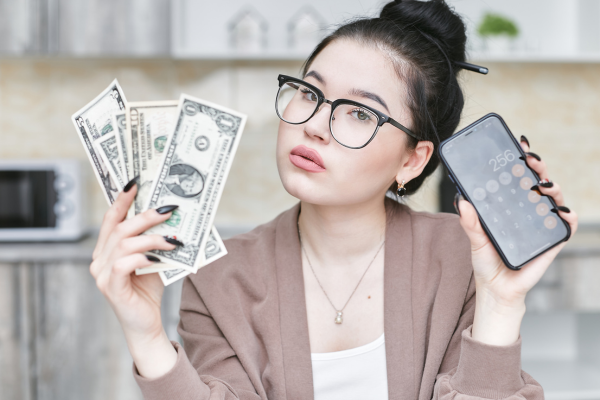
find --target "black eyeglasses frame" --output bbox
[276,74,419,150]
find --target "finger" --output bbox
[532,181,564,206]
[107,205,179,249]
[521,154,549,182]
[111,235,176,261]
[519,135,530,152]
[104,253,159,298]
[94,180,138,259]
[554,208,578,239]
[457,198,490,252]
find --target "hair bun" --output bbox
[380,0,466,63]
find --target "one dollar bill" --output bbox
[144,94,246,272]
[71,79,128,204]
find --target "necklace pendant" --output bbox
[334,311,343,324]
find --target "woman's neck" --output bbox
[298,197,387,270]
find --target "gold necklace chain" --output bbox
[298,224,385,324]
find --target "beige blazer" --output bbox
[134,199,543,399]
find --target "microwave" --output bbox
[0,159,87,241]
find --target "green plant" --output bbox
[477,13,519,38]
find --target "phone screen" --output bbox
[441,115,568,268]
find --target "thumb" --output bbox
[457,197,490,250]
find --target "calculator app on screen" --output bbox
[441,115,569,268]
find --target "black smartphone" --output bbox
[439,113,570,270]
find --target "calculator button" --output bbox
[512,164,525,177]
[528,191,541,203]
[520,177,533,190]
[536,203,549,216]
[544,216,557,229]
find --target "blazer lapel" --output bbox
[384,200,417,400]
[275,203,314,400]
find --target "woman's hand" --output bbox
[456,136,578,346]
[90,181,180,378]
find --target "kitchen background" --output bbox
[0,0,599,399]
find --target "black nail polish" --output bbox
[156,205,179,214]
[551,206,571,214]
[453,192,462,216]
[539,181,554,188]
[526,152,541,161]
[520,135,530,147]
[123,176,139,192]
[530,185,539,191]
[146,255,161,262]
[164,236,184,246]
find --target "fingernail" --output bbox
[539,180,554,188]
[453,192,462,216]
[551,206,571,214]
[526,152,541,161]
[146,255,161,262]
[123,176,139,192]
[156,205,179,214]
[520,135,530,147]
[164,236,184,246]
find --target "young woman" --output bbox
[90,1,578,399]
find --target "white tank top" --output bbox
[311,334,388,400]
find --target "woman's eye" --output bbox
[300,89,317,102]
[351,109,371,121]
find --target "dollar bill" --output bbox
[127,101,179,215]
[71,79,128,204]
[95,132,126,189]
[144,94,246,272]
[136,226,227,276]
[113,112,131,181]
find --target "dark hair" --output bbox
[301,0,467,195]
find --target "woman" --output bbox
[90,1,578,399]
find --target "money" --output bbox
[112,112,131,181]
[136,226,227,276]
[95,132,126,189]
[71,79,128,204]
[127,101,179,215]
[144,94,246,272]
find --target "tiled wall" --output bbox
[0,58,598,227]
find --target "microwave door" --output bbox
[0,170,57,228]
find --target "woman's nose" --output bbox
[303,104,331,144]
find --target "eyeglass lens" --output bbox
[276,81,380,148]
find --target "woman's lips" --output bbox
[289,145,326,173]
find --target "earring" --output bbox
[396,180,407,198]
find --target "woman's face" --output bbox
[276,39,431,206]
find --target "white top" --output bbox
[311,334,388,400]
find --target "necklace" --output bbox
[298,225,385,325]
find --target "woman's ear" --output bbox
[395,141,434,183]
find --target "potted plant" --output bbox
[477,13,519,54]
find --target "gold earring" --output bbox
[396,180,406,198]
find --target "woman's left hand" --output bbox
[457,136,578,345]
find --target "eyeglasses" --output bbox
[275,74,418,149]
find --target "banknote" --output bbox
[71,79,128,204]
[159,227,229,285]
[95,132,126,189]
[136,226,227,276]
[112,112,130,181]
[127,101,179,215]
[144,94,246,272]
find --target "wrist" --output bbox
[127,329,178,379]
[472,289,526,346]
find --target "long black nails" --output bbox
[123,176,139,192]
[453,192,462,216]
[526,152,541,161]
[156,205,179,214]
[551,206,571,214]
[520,135,530,147]
[164,236,184,246]
[146,255,161,262]
[539,181,554,188]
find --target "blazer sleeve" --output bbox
[432,273,544,399]
[133,277,261,400]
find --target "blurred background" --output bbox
[0,0,599,399]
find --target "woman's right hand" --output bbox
[90,182,179,378]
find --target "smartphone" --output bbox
[439,113,570,270]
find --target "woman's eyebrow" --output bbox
[348,88,390,113]
[304,70,325,85]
